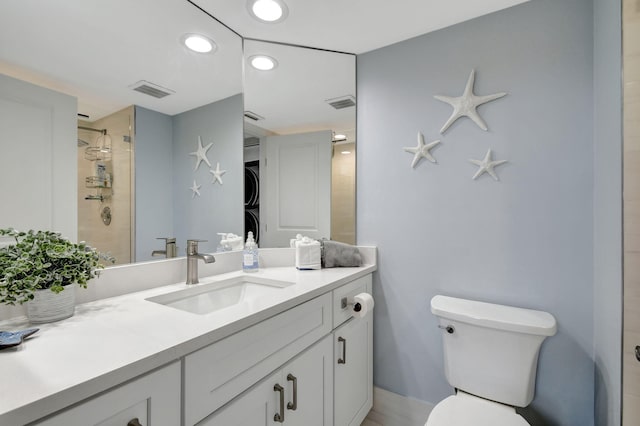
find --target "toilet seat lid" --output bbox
[426,392,530,426]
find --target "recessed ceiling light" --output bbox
[249,55,278,71]
[334,134,347,141]
[341,151,352,155]
[182,34,216,54]
[247,0,289,23]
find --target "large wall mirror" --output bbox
[0,0,355,266]
[243,40,356,248]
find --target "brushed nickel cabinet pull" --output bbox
[338,336,347,364]
[274,383,285,423]
[287,373,298,410]
[127,419,143,426]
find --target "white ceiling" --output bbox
[193,0,529,54]
[0,0,242,121]
[0,0,528,129]
[244,40,355,139]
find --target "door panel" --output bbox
[262,130,331,247]
[0,74,77,239]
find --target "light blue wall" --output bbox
[134,106,174,262]
[357,0,595,424]
[172,94,244,254]
[593,0,622,424]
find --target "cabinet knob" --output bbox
[127,419,143,426]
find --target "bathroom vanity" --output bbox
[0,252,375,426]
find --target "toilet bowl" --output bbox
[426,391,529,426]
[427,295,557,426]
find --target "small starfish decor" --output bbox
[403,132,440,168]
[434,69,507,133]
[210,162,226,185]
[189,136,213,171]
[190,180,201,198]
[469,149,507,181]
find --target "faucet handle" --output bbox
[157,237,176,243]
[186,239,207,255]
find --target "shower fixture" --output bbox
[78,125,112,160]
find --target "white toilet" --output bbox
[427,295,557,426]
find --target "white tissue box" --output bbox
[295,239,321,270]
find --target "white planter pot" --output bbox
[26,284,76,324]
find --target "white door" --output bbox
[334,315,373,426]
[261,130,332,247]
[0,74,77,239]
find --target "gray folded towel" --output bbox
[318,239,362,268]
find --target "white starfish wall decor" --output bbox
[190,180,201,198]
[469,149,507,181]
[434,69,507,133]
[403,132,441,168]
[189,136,213,171]
[210,162,226,185]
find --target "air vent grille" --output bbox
[129,80,175,99]
[326,95,356,110]
[244,111,264,121]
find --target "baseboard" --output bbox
[363,386,434,426]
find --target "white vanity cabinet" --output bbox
[188,273,372,426]
[20,271,374,426]
[32,362,180,426]
[199,335,333,426]
[184,293,333,425]
[332,275,374,426]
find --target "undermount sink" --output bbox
[146,275,294,315]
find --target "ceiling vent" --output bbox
[129,80,175,99]
[326,95,356,110]
[244,111,265,121]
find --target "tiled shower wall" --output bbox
[624,0,640,423]
[331,142,356,245]
[77,106,133,265]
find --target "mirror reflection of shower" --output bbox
[77,106,134,265]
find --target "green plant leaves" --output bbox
[0,228,103,305]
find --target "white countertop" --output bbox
[0,263,376,425]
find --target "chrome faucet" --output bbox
[151,237,177,258]
[186,239,216,285]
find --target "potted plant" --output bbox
[0,228,104,323]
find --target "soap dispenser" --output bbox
[243,231,259,272]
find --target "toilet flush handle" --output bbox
[438,324,455,334]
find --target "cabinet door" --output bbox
[284,335,333,426]
[33,362,180,426]
[200,336,333,426]
[334,314,373,426]
[198,371,280,426]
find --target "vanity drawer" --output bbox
[184,292,332,426]
[333,274,372,329]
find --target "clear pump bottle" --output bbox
[243,232,259,272]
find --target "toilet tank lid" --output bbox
[430,295,557,336]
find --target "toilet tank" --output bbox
[430,295,557,407]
